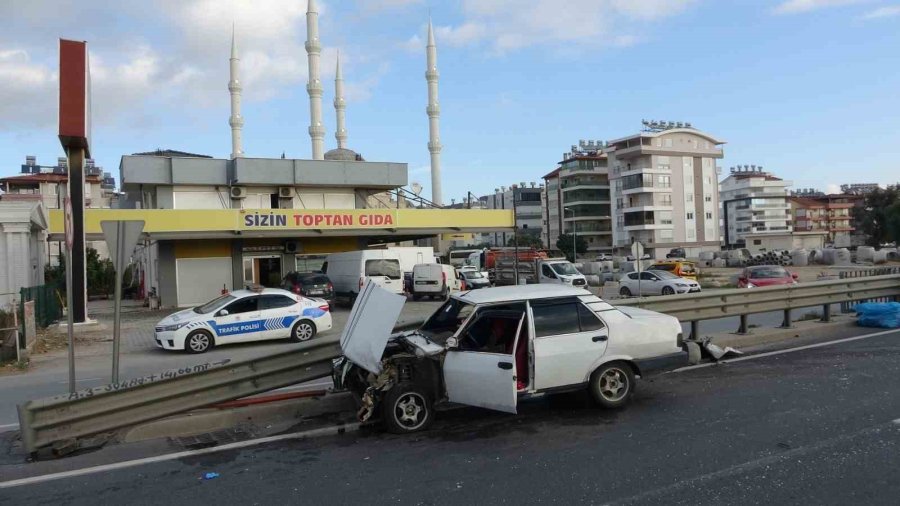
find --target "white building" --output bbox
[479,183,543,247]
[0,197,47,309]
[607,122,725,259]
[542,142,612,255]
[720,166,793,249]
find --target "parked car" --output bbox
[737,265,798,288]
[154,288,332,353]
[666,248,686,259]
[412,263,462,300]
[281,272,335,308]
[625,254,652,261]
[619,270,701,297]
[594,254,613,261]
[647,260,699,281]
[324,250,403,304]
[458,269,490,289]
[333,284,687,433]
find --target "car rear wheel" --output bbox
[412,292,422,301]
[186,330,214,354]
[619,287,632,297]
[381,383,434,434]
[291,319,317,342]
[662,286,675,296]
[589,362,635,409]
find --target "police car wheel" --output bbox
[186,330,214,354]
[291,320,317,342]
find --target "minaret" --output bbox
[425,20,443,206]
[334,50,347,150]
[305,0,325,160]
[228,25,244,159]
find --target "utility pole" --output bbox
[565,207,576,263]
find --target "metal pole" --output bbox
[65,245,75,394]
[781,308,792,329]
[111,222,125,384]
[821,303,831,323]
[690,320,699,340]
[513,192,519,285]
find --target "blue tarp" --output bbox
[856,302,900,329]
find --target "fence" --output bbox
[839,267,900,312]
[19,284,62,330]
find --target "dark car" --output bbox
[281,272,335,307]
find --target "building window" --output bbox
[660,194,672,206]
[753,239,762,245]
[659,211,673,225]
[657,175,671,188]
[657,164,670,171]
[705,194,712,202]
[686,193,693,202]
[686,212,694,220]
[659,229,673,240]
[706,212,713,219]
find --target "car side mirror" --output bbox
[217,309,229,317]
[445,337,458,349]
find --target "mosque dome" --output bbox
[323,147,364,161]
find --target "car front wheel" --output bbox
[662,286,675,296]
[291,319,317,342]
[589,362,635,409]
[186,330,214,354]
[619,287,632,297]
[381,383,434,434]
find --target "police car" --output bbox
[154,288,333,353]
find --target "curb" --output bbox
[707,315,857,350]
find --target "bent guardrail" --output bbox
[17,321,423,454]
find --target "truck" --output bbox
[386,246,436,274]
[494,252,587,287]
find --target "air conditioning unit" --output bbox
[278,187,293,198]
[284,241,301,254]
[230,186,247,199]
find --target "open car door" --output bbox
[339,280,406,374]
[442,309,523,414]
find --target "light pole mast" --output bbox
[565,207,577,263]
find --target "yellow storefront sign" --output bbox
[240,209,398,230]
[49,208,514,237]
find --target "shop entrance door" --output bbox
[242,255,283,288]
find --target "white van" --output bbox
[412,263,461,300]
[324,250,403,304]
[387,247,436,274]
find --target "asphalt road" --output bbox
[3,328,898,504]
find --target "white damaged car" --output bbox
[333,282,686,433]
[155,288,333,353]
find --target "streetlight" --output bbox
[564,207,576,263]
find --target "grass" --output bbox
[0,357,30,373]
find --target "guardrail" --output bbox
[17,321,422,455]
[613,274,900,336]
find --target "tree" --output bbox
[886,200,900,246]
[854,187,900,246]
[506,233,543,249]
[45,248,118,297]
[556,233,588,262]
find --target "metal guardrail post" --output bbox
[781,309,792,329]
[821,304,831,322]
[737,314,749,335]
[690,321,699,340]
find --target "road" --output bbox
[3,328,898,504]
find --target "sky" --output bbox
[1,0,898,202]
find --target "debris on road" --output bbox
[697,337,743,361]
[856,302,900,329]
[202,472,220,480]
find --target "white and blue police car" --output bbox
[154,288,333,353]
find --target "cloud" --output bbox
[825,183,841,194]
[358,0,423,12]
[419,0,696,54]
[772,0,869,15]
[860,5,900,18]
[0,49,57,130]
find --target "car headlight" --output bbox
[746,283,756,288]
[160,322,189,332]
[676,283,688,287]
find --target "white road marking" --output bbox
[673,328,900,373]
[0,422,360,489]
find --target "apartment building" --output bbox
[479,183,544,247]
[542,141,612,255]
[790,189,861,247]
[720,165,793,248]
[606,122,724,259]
[0,156,117,265]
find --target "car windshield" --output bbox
[750,267,789,279]
[680,263,696,274]
[648,264,676,272]
[365,259,402,280]
[550,262,579,275]
[654,271,681,280]
[297,274,329,285]
[462,271,484,279]
[419,298,476,343]
[194,294,236,314]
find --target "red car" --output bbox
[737,265,799,288]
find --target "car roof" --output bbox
[453,284,592,304]
[229,288,297,298]
[747,265,786,270]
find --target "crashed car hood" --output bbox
[339,281,407,375]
